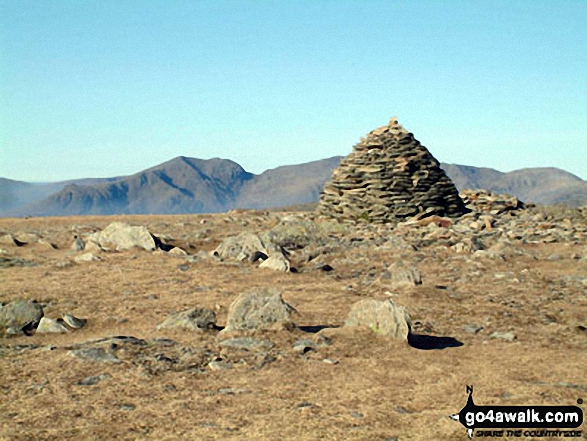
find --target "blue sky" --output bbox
[1,0,586,182]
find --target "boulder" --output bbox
[213,232,268,261]
[87,222,157,251]
[344,298,412,340]
[223,288,296,332]
[0,299,44,334]
[264,216,319,249]
[157,308,217,331]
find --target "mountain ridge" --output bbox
[1,156,585,217]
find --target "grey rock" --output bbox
[264,216,319,249]
[344,298,412,340]
[223,287,296,332]
[88,222,157,251]
[78,374,110,386]
[0,299,44,334]
[157,308,216,331]
[213,232,267,260]
[70,347,121,363]
[36,317,68,334]
[381,261,422,286]
[63,314,87,329]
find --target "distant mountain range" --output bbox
[1,156,585,217]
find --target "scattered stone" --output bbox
[78,374,110,386]
[0,257,38,268]
[323,358,339,365]
[223,288,297,332]
[208,359,232,371]
[380,261,422,286]
[71,235,85,251]
[259,254,291,272]
[84,240,103,252]
[62,314,87,329]
[70,347,121,363]
[293,339,317,354]
[489,331,517,342]
[74,253,100,263]
[88,222,157,251]
[318,117,467,223]
[462,324,484,334]
[36,317,69,334]
[344,298,411,340]
[0,299,44,335]
[37,239,57,249]
[157,308,217,331]
[350,411,364,419]
[218,337,275,352]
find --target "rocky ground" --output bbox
[1,198,586,440]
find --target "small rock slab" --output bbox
[70,347,121,363]
[88,222,157,251]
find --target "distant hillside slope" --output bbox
[17,157,254,216]
[441,163,587,207]
[1,157,585,217]
[236,157,343,209]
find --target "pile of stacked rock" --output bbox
[318,117,467,223]
[459,189,525,214]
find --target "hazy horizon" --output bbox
[1,0,586,181]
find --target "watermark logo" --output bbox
[450,385,583,439]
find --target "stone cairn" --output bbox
[318,117,468,223]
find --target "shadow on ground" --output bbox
[408,333,464,350]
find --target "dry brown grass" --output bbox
[1,214,586,440]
